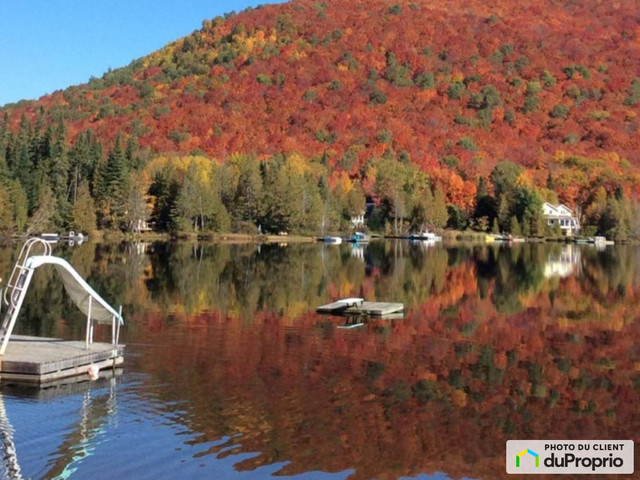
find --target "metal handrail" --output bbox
[2,238,51,306]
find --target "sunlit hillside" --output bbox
[1,0,639,235]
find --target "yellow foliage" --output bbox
[334,172,354,194]
[451,71,464,83]
[554,150,567,163]
[144,154,219,181]
[515,171,534,188]
[286,152,315,175]
[450,389,468,407]
[292,49,308,60]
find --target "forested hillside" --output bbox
[1,0,640,237]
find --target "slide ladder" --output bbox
[0,239,51,354]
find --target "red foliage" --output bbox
[2,0,640,203]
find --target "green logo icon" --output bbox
[516,449,540,467]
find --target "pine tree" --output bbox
[72,180,97,232]
[0,183,15,235]
[509,216,521,236]
[8,180,27,232]
[432,186,448,229]
[96,134,128,229]
[69,130,93,203]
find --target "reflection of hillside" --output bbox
[123,243,640,479]
[6,242,640,479]
[128,285,640,479]
[11,241,640,339]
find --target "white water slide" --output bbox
[0,238,123,355]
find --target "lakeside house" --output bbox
[542,202,580,236]
[350,210,365,230]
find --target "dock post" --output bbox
[85,297,93,349]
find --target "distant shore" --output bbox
[17,230,636,245]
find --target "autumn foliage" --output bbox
[1,0,640,233]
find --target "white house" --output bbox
[542,202,580,236]
[350,210,365,230]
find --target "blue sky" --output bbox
[0,0,283,106]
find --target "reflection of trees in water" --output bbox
[7,242,640,339]
[5,241,638,479]
[121,243,640,478]
[581,245,640,299]
[128,282,640,479]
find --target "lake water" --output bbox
[0,240,639,479]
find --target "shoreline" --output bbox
[13,230,636,245]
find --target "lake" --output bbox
[0,240,638,479]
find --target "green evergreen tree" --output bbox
[509,216,521,236]
[69,130,95,203]
[432,186,448,229]
[227,154,262,228]
[96,134,128,229]
[49,119,69,200]
[0,184,15,236]
[8,179,27,232]
[474,175,496,225]
[546,171,555,190]
[72,180,97,232]
[149,164,180,231]
[299,173,324,232]
[411,181,434,231]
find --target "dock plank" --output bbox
[0,335,124,383]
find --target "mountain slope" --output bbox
[3,0,640,172]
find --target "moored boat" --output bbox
[410,230,442,242]
[318,236,342,244]
[348,231,370,243]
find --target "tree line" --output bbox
[0,113,638,239]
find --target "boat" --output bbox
[348,231,370,243]
[410,230,442,242]
[318,236,342,244]
[594,236,615,246]
[486,233,510,242]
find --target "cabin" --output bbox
[542,202,580,236]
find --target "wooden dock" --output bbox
[316,298,404,316]
[0,335,124,384]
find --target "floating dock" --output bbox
[316,298,404,316]
[0,335,124,384]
